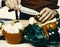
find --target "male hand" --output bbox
[5,0,21,10]
[37,7,57,23]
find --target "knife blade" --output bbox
[20,5,40,15]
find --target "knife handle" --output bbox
[8,9,14,12]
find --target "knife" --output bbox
[8,5,40,19]
[9,5,40,16]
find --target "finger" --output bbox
[8,0,14,9]
[14,6,17,10]
[48,14,55,21]
[13,0,17,5]
[41,11,53,23]
[17,0,21,5]
[13,0,17,10]
[14,5,19,10]
[39,7,48,15]
[5,1,9,7]
[9,0,15,9]
[39,9,51,21]
[5,0,11,9]
[16,0,21,10]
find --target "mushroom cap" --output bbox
[29,17,37,25]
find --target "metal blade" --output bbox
[20,5,40,15]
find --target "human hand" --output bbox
[5,0,21,10]
[37,7,57,23]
